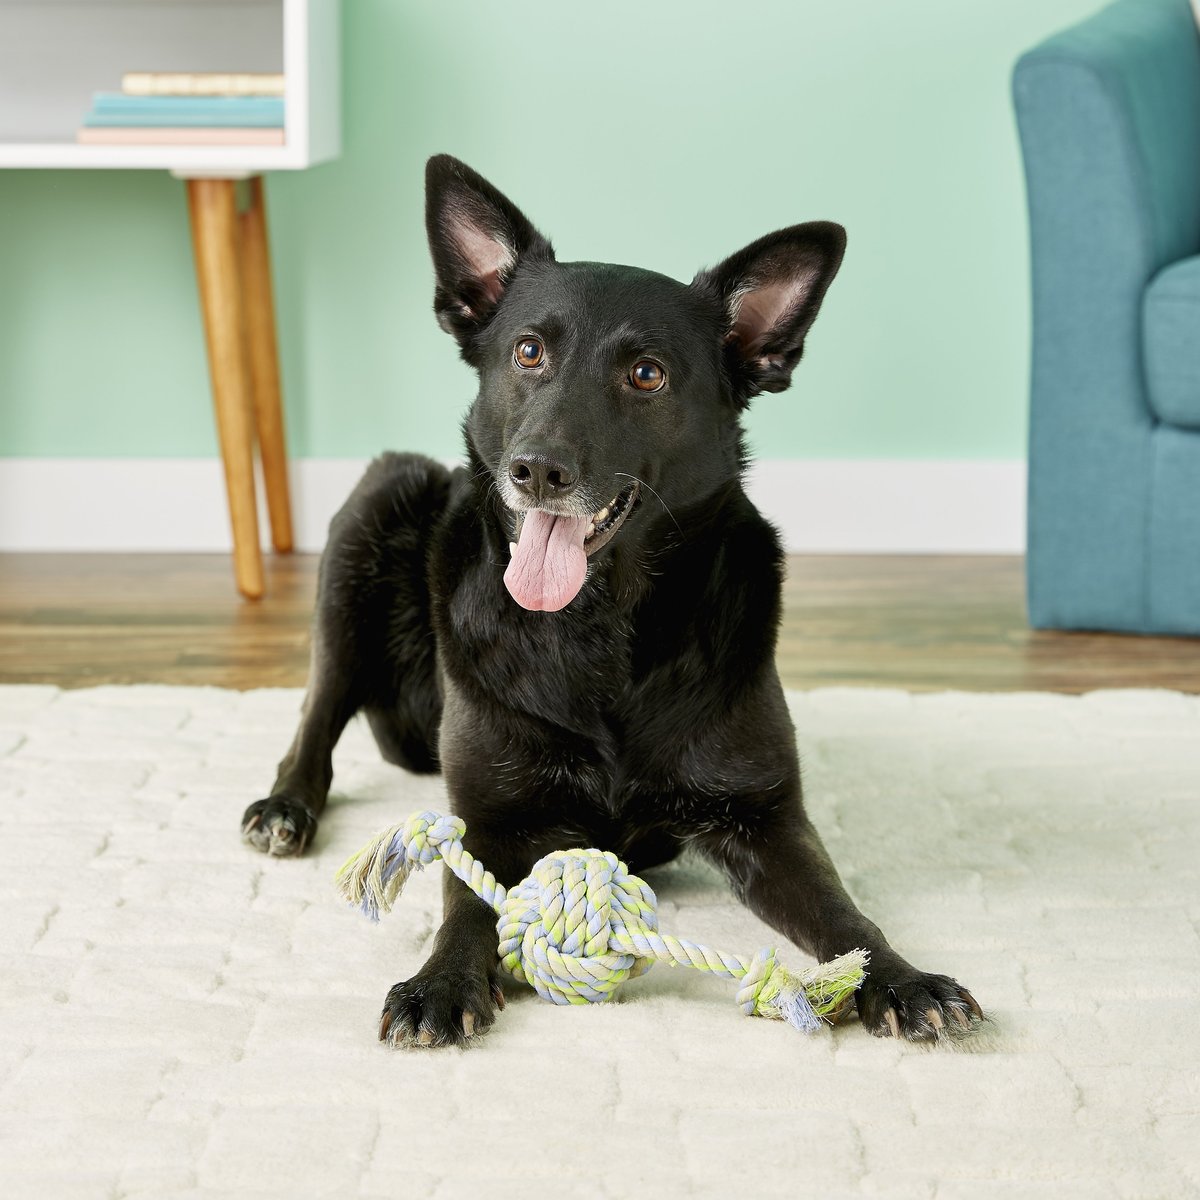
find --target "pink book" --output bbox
[76,127,285,146]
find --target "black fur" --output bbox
[242,155,982,1046]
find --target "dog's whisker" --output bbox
[615,471,682,537]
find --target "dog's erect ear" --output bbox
[692,222,845,401]
[425,154,554,346]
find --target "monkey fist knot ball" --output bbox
[496,848,658,1005]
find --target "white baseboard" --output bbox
[0,457,1026,553]
[750,459,1026,553]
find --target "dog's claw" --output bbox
[961,989,984,1020]
[240,797,317,858]
[858,964,981,1042]
[379,970,502,1048]
[491,982,506,1010]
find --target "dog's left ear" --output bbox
[692,222,845,401]
[425,154,554,349]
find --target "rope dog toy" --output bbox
[335,810,867,1032]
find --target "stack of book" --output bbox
[77,72,285,146]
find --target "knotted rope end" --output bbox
[335,810,468,923]
[802,947,870,1020]
[749,947,869,1032]
[334,824,417,922]
[771,983,824,1033]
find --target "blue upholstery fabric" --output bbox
[1014,0,1200,634]
[1149,424,1200,629]
[1144,256,1200,430]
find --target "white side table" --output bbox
[0,0,342,598]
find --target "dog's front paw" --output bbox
[379,966,505,1049]
[241,796,317,857]
[856,961,983,1042]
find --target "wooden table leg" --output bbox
[187,178,264,601]
[239,177,294,554]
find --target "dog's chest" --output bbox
[496,606,635,727]
[441,555,782,821]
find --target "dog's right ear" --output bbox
[425,155,554,349]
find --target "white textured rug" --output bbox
[1,685,1199,1199]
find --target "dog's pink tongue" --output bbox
[504,510,590,611]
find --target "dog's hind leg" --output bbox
[242,451,453,856]
[241,620,363,857]
[364,704,439,775]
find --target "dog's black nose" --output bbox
[508,448,578,501]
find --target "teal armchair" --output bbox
[1013,0,1200,634]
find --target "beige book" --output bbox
[121,72,286,97]
[77,126,285,146]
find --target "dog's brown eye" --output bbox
[630,360,665,392]
[514,338,545,369]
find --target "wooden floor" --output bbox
[0,553,1197,693]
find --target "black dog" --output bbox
[242,154,982,1046]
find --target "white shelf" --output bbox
[0,141,308,171]
[0,0,340,173]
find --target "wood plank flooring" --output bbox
[1,553,1197,692]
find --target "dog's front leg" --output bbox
[695,809,983,1041]
[378,828,533,1049]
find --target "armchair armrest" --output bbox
[1014,0,1200,423]
[1013,0,1200,629]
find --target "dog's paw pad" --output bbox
[379,969,503,1049]
[857,969,983,1043]
[241,797,317,858]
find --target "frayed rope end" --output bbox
[333,825,417,922]
[771,984,824,1033]
[756,948,869,1032]
[800,948,870,1021]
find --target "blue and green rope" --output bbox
[336,810,867,1033]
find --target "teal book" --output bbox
[85,94,285,127]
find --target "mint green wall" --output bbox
[0,0,1101,461]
